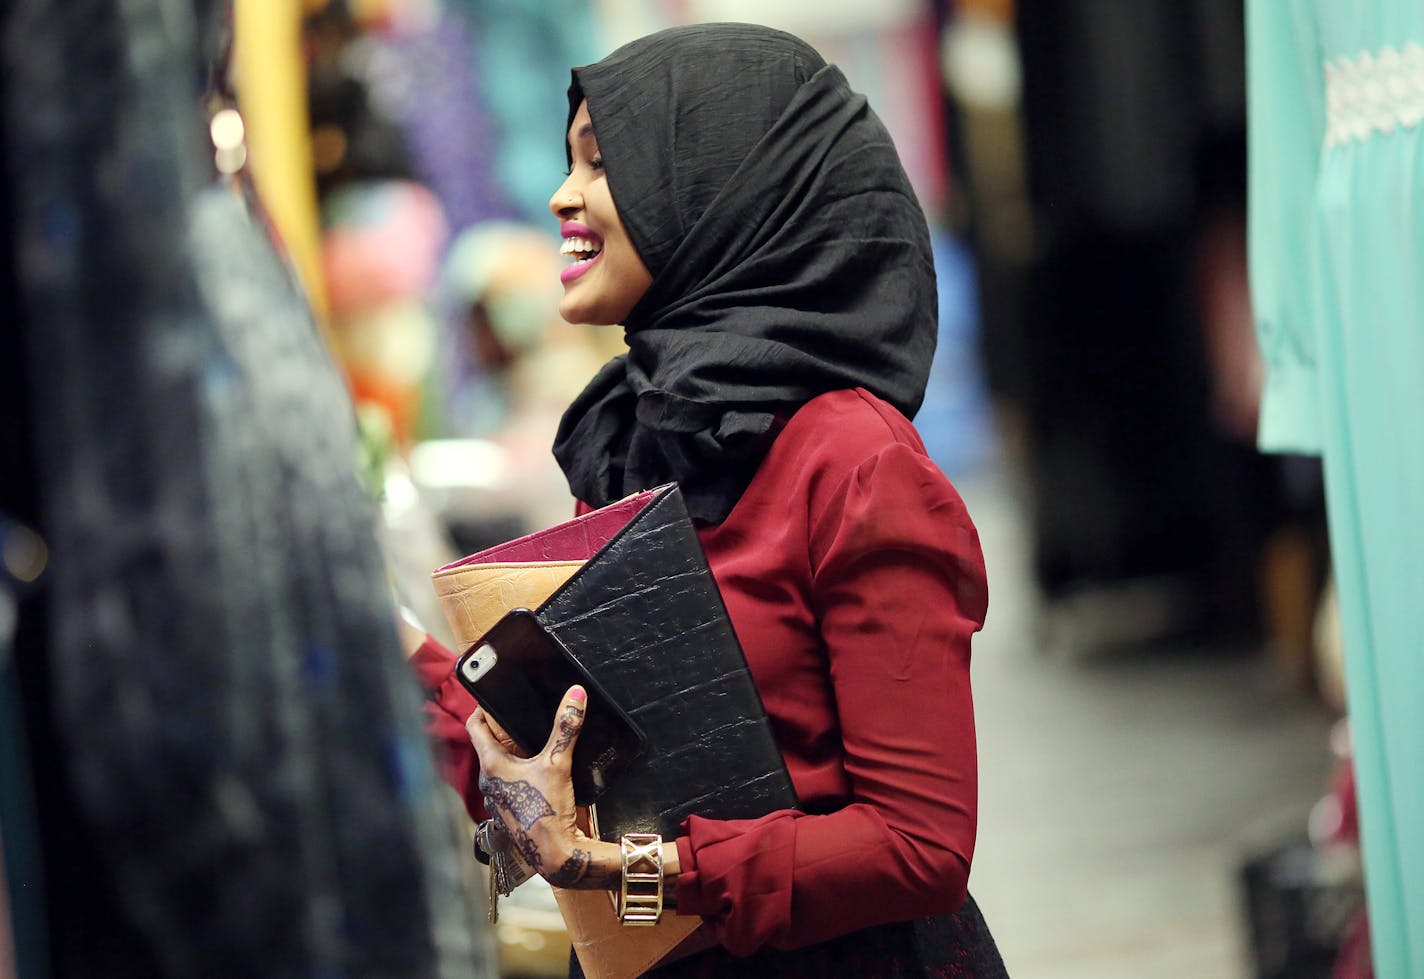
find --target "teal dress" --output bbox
[1248,4,1424,975]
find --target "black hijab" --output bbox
[552,23,937,523]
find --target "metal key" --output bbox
[487,860,500,924]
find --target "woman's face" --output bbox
[548,101,652,326]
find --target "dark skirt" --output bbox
[569,894,1008,978]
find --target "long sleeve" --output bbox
[410,636,486,821]
[1246,0,1325,454]
[673,440,986,955]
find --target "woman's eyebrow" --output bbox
[577,123,594,139]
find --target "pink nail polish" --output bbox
[569,686,587,703]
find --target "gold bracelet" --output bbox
[617,833,664,926]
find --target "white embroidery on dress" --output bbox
[1324,42,1424,148]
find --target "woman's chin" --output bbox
[559,296,596,325]
[559,292,621,328]
[558,289,587,324]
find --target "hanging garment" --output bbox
[0,104,47,979]
[1011,0,1280,624]
[1,1,491,975]
[1248,4,1424,975]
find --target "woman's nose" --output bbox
[549,180,581,220]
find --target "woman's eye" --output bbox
[562,156,603,177]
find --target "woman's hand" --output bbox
[480,711,525,757]
[467,686,622,889]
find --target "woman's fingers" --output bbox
[543,685,586,765]
[484,713,522,754]
[466,706,532,758]
[466,707,506,769]
[466,696,587,885]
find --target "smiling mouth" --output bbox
[560,235,603,265]
[559,234,604,284]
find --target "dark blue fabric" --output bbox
[1,566,47,979]
[1,1,492,974]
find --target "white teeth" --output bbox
[560,236,603,260]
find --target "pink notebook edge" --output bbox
[433,486,664,571]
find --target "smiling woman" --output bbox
[549,103,652,327]
[411,21,1006,978]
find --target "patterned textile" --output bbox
[1,0,492,974]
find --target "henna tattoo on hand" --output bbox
[477,774,558,875]
[548,703,584,761]
[475,774,611,884]
[481,802,509,835]
[477,774,556,830]
[510,828,542,873]
[546,848,590,887]
[544,848,622,889]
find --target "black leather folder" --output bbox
[533,484,799,841]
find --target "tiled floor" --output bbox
[957,472,1336,979]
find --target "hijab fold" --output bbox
[553,23,938,523]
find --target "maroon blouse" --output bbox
[412,388,987,956]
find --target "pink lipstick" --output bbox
[560,222,604,284]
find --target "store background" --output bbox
[0,0,1361,977]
